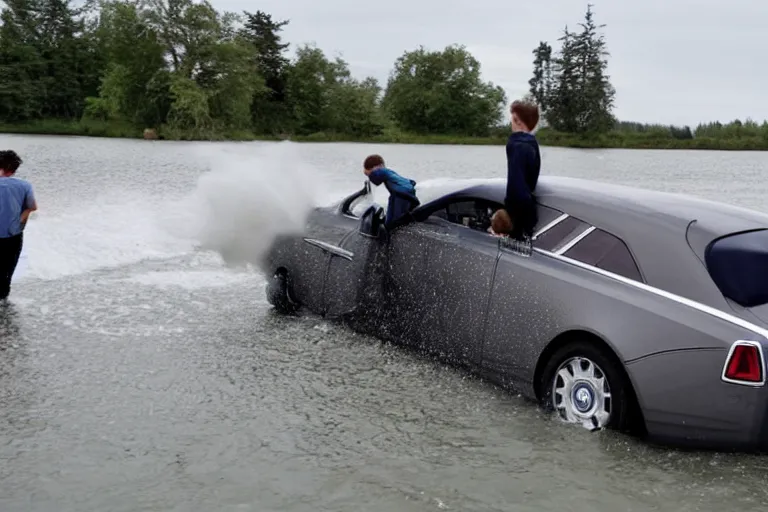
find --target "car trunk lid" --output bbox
[687,224,768,328]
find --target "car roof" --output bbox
[424,175,768,239]
[417,176,768,306]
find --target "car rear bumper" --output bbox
[626,347,768,452]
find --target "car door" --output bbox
[295,210,360,313]
[384,198,501,368]
[377,217,448,350]
[480,205,596,388]
[322,226,386,320]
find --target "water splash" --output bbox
[175,142,338,270]
[20,192,193,281]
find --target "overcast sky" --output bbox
[212,0,767,127]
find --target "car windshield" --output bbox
[347,185,393,217]
[349,194,375,216]
[705,229,768,309]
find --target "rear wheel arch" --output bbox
[533,329,646,434]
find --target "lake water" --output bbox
[1,134,768,512]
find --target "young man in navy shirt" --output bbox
[502,100,541,240]
[0,150,37,300]
[362,154,419,225]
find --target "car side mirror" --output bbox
[359,204,385,239]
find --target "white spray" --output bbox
[176,142,339,271]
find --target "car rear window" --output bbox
[561,228,643,282]
[705,229,768,308]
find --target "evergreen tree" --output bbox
[529,4,616,134]
[239,10,291,133]
[573,4,615,132]
[548,25,581,132]
[528,41,553,118]
[240,10,288,96]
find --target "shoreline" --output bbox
[1,120,767,151]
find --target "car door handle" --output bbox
[303,238,354,261]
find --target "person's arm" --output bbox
[504,142,533,213]
[20,184,37,229]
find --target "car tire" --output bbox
[539,341,632,432]
[266,270,298,314]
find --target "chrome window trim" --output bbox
[533,213,569,239]
[303,238,354,260]
[720,340,766,387]
[555,226,596,255]
[534,247,768,342]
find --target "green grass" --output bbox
[2,119,768,151]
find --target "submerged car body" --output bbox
[262,175,768,451]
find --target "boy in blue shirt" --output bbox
[0,150,37,300]
[362,154,419,225]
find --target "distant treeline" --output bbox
[527,120,768,151]
[0,0,765,150]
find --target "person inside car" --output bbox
[362,154,420,225]
[489,208,513,237]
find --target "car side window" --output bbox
[534,216,590,251]
[534,205,564,232]
[561,228,643,282]
[430,199,497,233]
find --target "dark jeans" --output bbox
[385,190,420,225]
[508,201,538,240]
[0,233,23,299]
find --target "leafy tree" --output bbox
[202,37,262,131]
[0,0,46,121]
[86,0,259,133]
[284,44,382,136]
[0,0,103,121]
[382,44,506,136]
[165,73,212,136]
[4,0,767,146]
[85,0,169,126]
[326,76,384,137]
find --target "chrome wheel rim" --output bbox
[552,357,611,431]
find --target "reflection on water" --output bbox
[0,135,767,511]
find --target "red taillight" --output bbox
[724,342,763,383]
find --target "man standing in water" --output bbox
[501,100,541,240]
[0,150,36,300]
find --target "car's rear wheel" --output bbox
[266,270,298,314]
[540,341,632,432]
